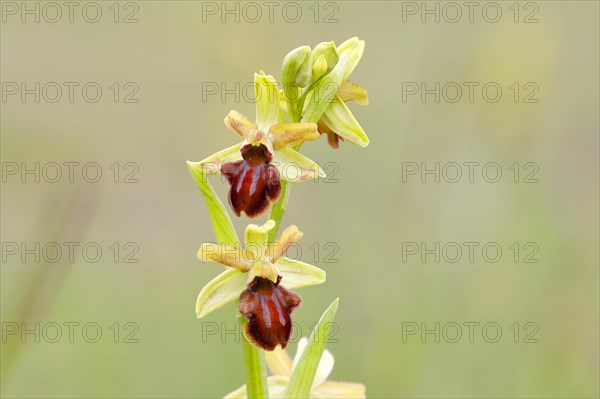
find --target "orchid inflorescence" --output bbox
[188,37,369,398]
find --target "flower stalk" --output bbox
[239,314,269,399]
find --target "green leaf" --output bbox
[284,298,340,398]
[187,161,239,246]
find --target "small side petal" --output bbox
[276,257,326,289]
[224,110,257,138]
[198,243,254,271]
[338,81,369,105]
[272,147,325,183]
[195,269,247,318]
[197,143,243,173]
[269,123,319,150]
[322,94,369,147]
[266,225,303,263]
[315,381,366,398]
[255,72,280,132]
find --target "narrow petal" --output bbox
[255,72,280,132]
[338,81,369,105]
[322,94,369,147]
[224,376,290,399]
[198,243,254,271]
[197,143,243,174]
[276,257,326,289]
[265,345,294,377]
[195,269,247,318]
[315,381,366,398]
[266,225,303,264]
[224,110,257,138]
[269,123,319,150]
[272,147,325,183]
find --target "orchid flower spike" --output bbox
[196,220,326,350]
[198,72,326,218]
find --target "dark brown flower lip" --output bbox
[239,276,301,351]
[241,143,273,165]
[220,143,281,218]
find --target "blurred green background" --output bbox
[1,1,598,398]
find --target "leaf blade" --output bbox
[284,298,340,398]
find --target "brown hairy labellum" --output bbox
[239,276,301,351]
[221,144,281,218]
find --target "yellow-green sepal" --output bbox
[195,269,246,318]
[321,94,369,147]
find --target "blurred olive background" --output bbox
[1,1,598,398]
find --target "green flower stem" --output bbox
[267,179,290,242]
[238,314,269,398]
[268,95,322,243]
